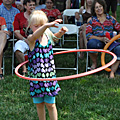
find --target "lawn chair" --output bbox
[50,24,79,74]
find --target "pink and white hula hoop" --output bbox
[15,49,117,81]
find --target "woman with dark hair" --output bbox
[14,0,36,76]
[41,0,62,22]
[86,0,120,78]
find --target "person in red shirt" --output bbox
[14,0,36,76]
[41,0,62,22]
[0,17,8,80]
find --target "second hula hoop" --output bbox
[101,34,120,72]
[15,49,117,81]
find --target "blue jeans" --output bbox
[87,39,105,53]
[87,38,120,60]
[112,45,120,60]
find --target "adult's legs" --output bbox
[46,103,57,120]
[110,45,120,78]
[0,32,7,78]
[110,61,120,78]
[87,39,105,69]
[89,53,98,69]
[15,50,27,73]
[36,102,46,120]
[14,40,29,75]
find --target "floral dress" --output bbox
[28,38,61,98]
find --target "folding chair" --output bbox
[62,9,81,45]
[50,24,79,74]
[63,9,80,24]
[50,24,79,49]
[86,52,91,72]
[2,36,16,75]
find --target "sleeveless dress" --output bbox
[82,9,91,24]
[28,38,61,98]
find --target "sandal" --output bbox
[0,74,4,80]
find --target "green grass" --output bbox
[1,6,120,120]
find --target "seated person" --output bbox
[14,0,36,76]
[0,17,8,80]
[35,0,46,10]
[15,0,24,12]
[66,0,79,9]
[41,0,62,22]
[86,0,120,78]
[75,0,93,59]
[0,0,20,38]
[65,0,80,24]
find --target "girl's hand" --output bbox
[59,27,68,35]
[46,19,63,28]
[54,19,63,23]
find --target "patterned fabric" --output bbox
[28,39,61,98]
[41,9,61,19]
[0,3,20,31]
[86,14,120,40]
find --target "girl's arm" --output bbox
[79,6,84,15]
[28,19,63,43]
[53,27,68,42]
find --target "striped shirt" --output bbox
[86,14,120,40]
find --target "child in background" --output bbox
[27,10,68,120]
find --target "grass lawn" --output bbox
[1,6,120,120]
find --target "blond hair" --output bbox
[26,10,48,33]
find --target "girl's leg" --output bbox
[79,30,84,59]
[36,102,46,120]
[82,24,87,49]
[46,103,57,120]
[110,61,120,78]
[79,24,87,59]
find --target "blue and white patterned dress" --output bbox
[28,37,61,98]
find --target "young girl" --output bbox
[27,10,68,120]
[75,0,94,59]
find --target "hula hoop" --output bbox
[101,34,120,72]
[15,49,117,81]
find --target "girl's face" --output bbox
[86,0,93,6]
[30,22,41,32]
[45,0,53,9]
[95,2,104,15]
[24,1,36,13]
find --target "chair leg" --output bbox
[86,52,91,72]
